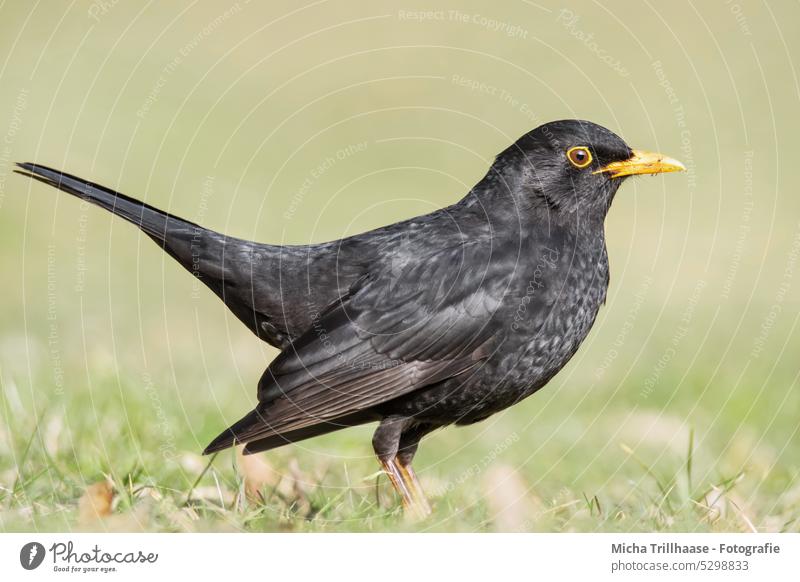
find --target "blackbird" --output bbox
[16,120,684,517]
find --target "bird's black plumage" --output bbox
[16,120,683,514]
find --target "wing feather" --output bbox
[205,239,505,452]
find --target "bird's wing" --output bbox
[205,240,506,452]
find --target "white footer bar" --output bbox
[1,533,798,581]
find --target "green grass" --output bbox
[1,1,800,532]
[2,315,798,532]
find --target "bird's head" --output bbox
[488,119,685,216]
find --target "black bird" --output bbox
[16,120,684,517]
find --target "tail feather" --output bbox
[203,408,267,454]
[15,162,200,244]
[14,162,291,345]
[203,408,375,455]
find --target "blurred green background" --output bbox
[0,1,798,532]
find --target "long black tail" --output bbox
[15,162,202,247]
[15,162,286,346]
[203,407,375,455]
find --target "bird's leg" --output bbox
[378,458,414,510]
[373,416,417,513]
[394,456,431,517]
[394,423,434,517]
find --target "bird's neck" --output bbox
[457,185,609,252]
[458,161,616,235]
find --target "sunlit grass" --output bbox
[1,333,797,532]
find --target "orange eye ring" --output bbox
[566,146,592,168]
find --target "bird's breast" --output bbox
[494,238,610,388]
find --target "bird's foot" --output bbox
[394,458,432,520]
[379,458,431,520]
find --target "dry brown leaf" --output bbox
[77,480,114,524]
[236,447,279,501]
[482,464,540,532]
[287,458,310,499]
[180,452,205,474]
[167,506,200,532]
[191,486,235,506]
[617,411,690,455]
[286,458,312,514]
[44,416,63,457]
[87,499,153,532]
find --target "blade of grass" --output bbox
[620,443,675,513]
[11,408,48,498]
[184,452,218,505]
[686,427,694,496]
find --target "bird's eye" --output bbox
[566,146,592,168]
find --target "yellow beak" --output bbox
[594,149,686,178]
